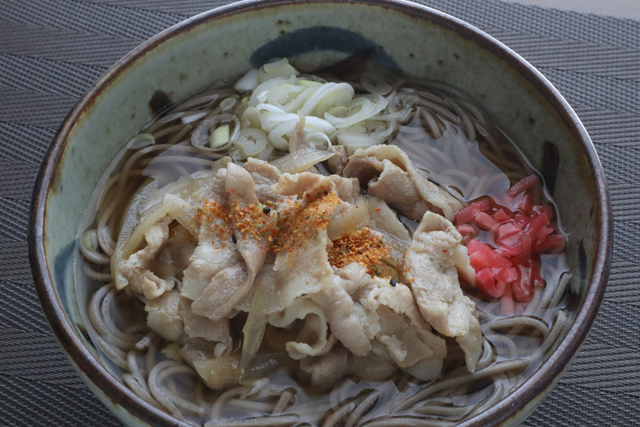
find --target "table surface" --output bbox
[0,0,638,426]
[505,0,640,20]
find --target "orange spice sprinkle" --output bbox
[328,229,391,276]
[229,198,276,242]
[195,199,230,241]
[374,208,381,212]
[272,191,340,256]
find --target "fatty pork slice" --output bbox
[243,158,283,204]
[405,211,482,372]
[145,289,184,342]
[269,172,343,308]
[271,173,372,356]
[118,214,173,300]
[342,144,462,221]
[181,170,237,301]
[191,163,274,320]
[179,298,232,351]
[343,264,447,381]
[268,298,337,360]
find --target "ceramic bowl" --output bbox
[29,0,612,426]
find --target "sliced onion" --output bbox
[268,119,298,151]
[260,112,299,132]
[249,76,293,106]
[177,93,221,111]
[325,95,388,129]
[266,84,305,112]
[127,133,155,149]
[113,181,161,289]
[258,58,299,83]
[299,79,323,87]
[299,82,354,117]
[327,105,349,117]
[303,116,336,134]
[234,68,259,92]
[234,128,268,158]
[256,103,286,113]
[270,148,335,174]
[336,121,395,149]
[306,131,332,149]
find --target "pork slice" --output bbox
[312,277,371,357]
[270,173,340,310]
[267,299,336,360]
[180,224,237,301]
[342,144,462,221]
[367,197,412,242]
[181,171,237,301]
[119,215,173,300]
[145,289,184,342]
[288,113,315,154]
[405,211,482,372]
[191,163,273,320]
[326,145,349,175]
[244,158,282,203]
[179,297,232,350]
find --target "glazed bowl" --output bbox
[29,0,612,426]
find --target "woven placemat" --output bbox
[0,0,638,425]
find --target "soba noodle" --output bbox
[77,59,569,426]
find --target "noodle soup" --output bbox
[76,59,569,427]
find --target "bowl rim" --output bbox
[28,0,613,426]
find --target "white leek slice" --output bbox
[298,79,323,87]
[191,113,238,151]
[241,106,261,129]
[210,124,230,148]
[303,116,337,134]
[234,128,268,158]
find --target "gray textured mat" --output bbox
[0,0,638,426]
